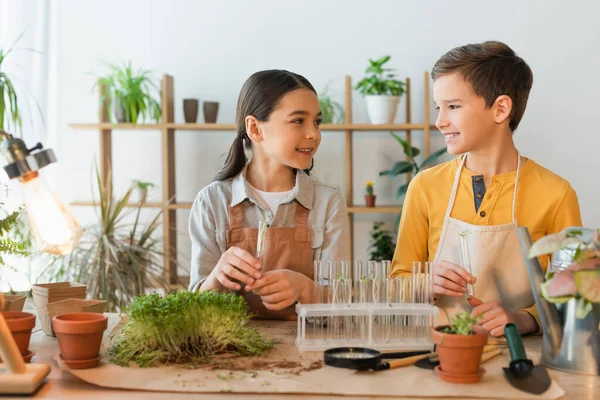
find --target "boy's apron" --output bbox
[227,201,313,320]
[433,153,534,325]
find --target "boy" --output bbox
[391,41,582,336]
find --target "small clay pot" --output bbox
[52,312,108,366]
[183,99,199,123]
[203,101,219,123]
[432,325,488,383]
[365,194,376,208]
[3,311,36,355]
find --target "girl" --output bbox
[189,70,350,319]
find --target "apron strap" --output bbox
[294,202,310,242]
[228,203,244,229]
[443,155,467,220]
[511,152,521,224]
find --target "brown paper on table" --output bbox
[55,314,564,398]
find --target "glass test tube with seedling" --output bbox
[459,230,475,297]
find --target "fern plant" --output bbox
[0,205,28,266]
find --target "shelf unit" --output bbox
[68,72,435,288]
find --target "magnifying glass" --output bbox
[324,347,434,371]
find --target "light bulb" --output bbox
[21,175,81,255]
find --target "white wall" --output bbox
[43,0,600,275]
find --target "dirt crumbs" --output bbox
[210,359,324,375]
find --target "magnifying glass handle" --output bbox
[377,353,436,370]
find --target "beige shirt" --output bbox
[189,167,350,291]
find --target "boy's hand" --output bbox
[433,260,476,297]
[468,297,537,337]
[245,270,312,311]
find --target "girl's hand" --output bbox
[246,270,312,311]
[434,260,477,297]
[468,297,538,337]
[208,246,262,291]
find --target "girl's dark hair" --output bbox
[214,69,317,181]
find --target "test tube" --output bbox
[459,232,475,297]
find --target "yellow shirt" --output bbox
[391,157,582,332]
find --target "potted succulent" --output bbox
[365,181,376,208]
[368,221,395,261]
[431,311,488,383]
[355,55,406,124]
[318,81,345,124]
[52,312,108,369]
[95,62,161,124]
[528,228,600,318]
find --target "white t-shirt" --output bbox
[247,182,294,224]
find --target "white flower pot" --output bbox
[364,95,401,124]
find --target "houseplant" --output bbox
[365,180,376,207]
[318,81,345,124]
[368,221,395,261]
[431,311,487,383]
[355,55,405,124]
[528,228,600,318]
[39,166,175,312]
[380,132,447,228]
[95,62,161,124]
[109,291,275,367]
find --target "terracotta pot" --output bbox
[3,311,36,355]
[431,325,488,383]
[2,295,26,312]
[52,312,108,364]
[183,99,199,123]
[365,194,376,208]
[203,101,219,123]
[32,282,87,336]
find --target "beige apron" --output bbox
[227,201,313,320]
[434,153,534,325]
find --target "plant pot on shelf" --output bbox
[2,295,26,312]
[203,101,219,123]
[364,95,400,124]
[114,97,140,123]
[365,195,376,208]
[32,282,87,336]
[431,325,489,383]
[2,311,36,363]
[183,99,199,123]
[52,312,108,369]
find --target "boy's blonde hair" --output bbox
[432,41,533,132]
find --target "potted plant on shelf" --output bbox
[431,311,487,383]
[95,62,161,124]
[131,180,155,204]
[365,180,376,207]
[39,166,178,312]
[368,222,395,261]
[355,55,405,124]
[318,81,345,124]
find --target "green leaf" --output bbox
[396,184,409,200]
[390,161,414,176]
[420,147,447,169]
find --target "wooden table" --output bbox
[11,307,600,399]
